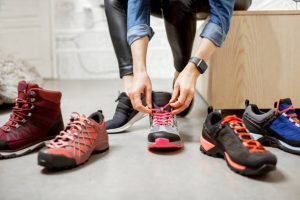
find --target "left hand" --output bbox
[169,63,200,115]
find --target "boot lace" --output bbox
[222,115,266,153]
[46,113,91,150]
[151,103,173,126]
[275,99,300,126]
[1,97,34,132]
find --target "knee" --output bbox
[234,0,252,11]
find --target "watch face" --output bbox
[199,60,208,74]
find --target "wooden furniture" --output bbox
[196,11,300,109]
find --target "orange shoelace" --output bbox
[275,99,300,125]
[222,115,266,153]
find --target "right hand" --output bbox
[128,72,152,114]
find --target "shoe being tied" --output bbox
[148,92,183,149]
[0,80,63,159]
[38,111,109,169]
[201,108,277,176]
[104,92,146,133]
[243,98,300,155]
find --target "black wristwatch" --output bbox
[189,57,208,74]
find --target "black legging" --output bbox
[104,0,252,78]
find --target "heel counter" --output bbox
[243,114,263,135]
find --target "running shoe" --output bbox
[201,108,277,176]
[38,111,109,169]
[0,80,64,159]
[104,92,146,133]
[148,92,183,149]
[243,98,300,155]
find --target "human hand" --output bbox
[128,72,152,114]
[169,64,200,115]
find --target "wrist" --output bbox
[133,65,147,75]
[185,63,201,77]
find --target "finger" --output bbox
[133,93,151,114]
[145,87,152,110]
[170,89,187,108]
[169,85,180,103]
[172,93,193,115]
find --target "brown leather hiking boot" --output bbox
[0,80,64,159]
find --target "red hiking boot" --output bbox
[38,111,109,169]
[0,80,64,159]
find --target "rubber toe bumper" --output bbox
[148,132,181,143]
[38,148,76,170]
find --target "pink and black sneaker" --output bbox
[148,92,183,149]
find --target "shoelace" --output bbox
[222,115,266,153]
[275,99,300,125]
[46,114,91,150]
[151,103,173,126]
[1,98,32,132]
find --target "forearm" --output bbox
[131,36,149,74]
[194,38,217,62]
[184,38,217,78]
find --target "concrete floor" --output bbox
[0,80,299,200]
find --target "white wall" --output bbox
[251,0,297,10]
[0,0,53,78]
[54,0,174,79]
[0,0,298,80]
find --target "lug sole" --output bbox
[200,137,276,176]
[0,137,55,159]
[38,146,109,170]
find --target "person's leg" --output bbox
[104,0,133,93]
[104,0,145,133]
[160,0,204,117]
[162,0,199,78]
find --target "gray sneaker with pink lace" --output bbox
[147,92,183,149]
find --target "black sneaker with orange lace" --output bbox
[200,108,277,176]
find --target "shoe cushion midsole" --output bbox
[0,141,46,156]
[107,112,146,133]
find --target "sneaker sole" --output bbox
[0,137,55,159]
[250,133,300,155]
[200,137,276,176]
[148,138,183,149]
[38,146,109,170]
[107,112,146,134]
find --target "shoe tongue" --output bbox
[152,92,172,111]
[17,80,39,100]
[71,112,87,121]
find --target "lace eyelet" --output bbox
[22,119,27,123]
[29,91,36,96]
[30,98,36,102]
[28,113,32,117]
[15,124,20,128]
